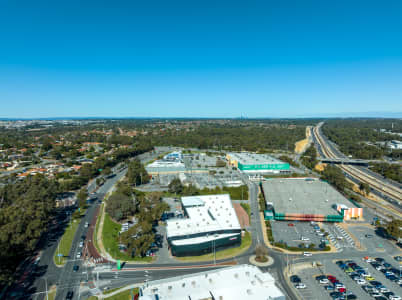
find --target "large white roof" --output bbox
[139,264,285,300]
[166,194,241,239]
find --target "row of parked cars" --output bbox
[337,259,400,300]
[314,273,357,299]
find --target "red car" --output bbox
[338,287,346,293]
[288,223,294,227]
[327,275,336,281]
[330,278,339,284]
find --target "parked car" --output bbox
[66,291,74,299]
[303,252,312,257]
[73,265,79,272]
[295,283,306,289]
[290,275,301,283]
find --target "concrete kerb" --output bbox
[249,255,274,267]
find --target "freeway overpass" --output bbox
[318,157,370,166]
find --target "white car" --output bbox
[79,241,83,247]
[356,278,366,285]
[390,296,401,300]
[379,287,390,293]
[303,252,312,257]
[295,283,306,289]
[334,283,345,289]
[319,279,329,284]
[76,252,81,259]
[301,237,310,241]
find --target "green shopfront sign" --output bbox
[238,163,290,171]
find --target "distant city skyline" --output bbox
[1,1,401,118]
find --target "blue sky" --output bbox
[0,0,401,118]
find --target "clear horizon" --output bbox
[1,1,402,118]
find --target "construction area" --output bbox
[262,178,363,222]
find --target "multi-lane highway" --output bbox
[313,123,402,212]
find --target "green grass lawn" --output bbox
[93,203,103,254]
[103,285,130,295]
[102,213,152,262]
[103,288,139,300]
[240,203,251,217]
[176,231,252,262]
[53,219,80,266]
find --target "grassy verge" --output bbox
[47,289,56,300]
[240,203,251,217]
[103,285,130,295]
[93,203,104,254]
[265,221,274,244]
[102,213,152,262]
[176,231,252,262]
[86,296,98,300]
[103,288,139,300]
[53,219,80,266]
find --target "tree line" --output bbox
[0,175,58,286]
